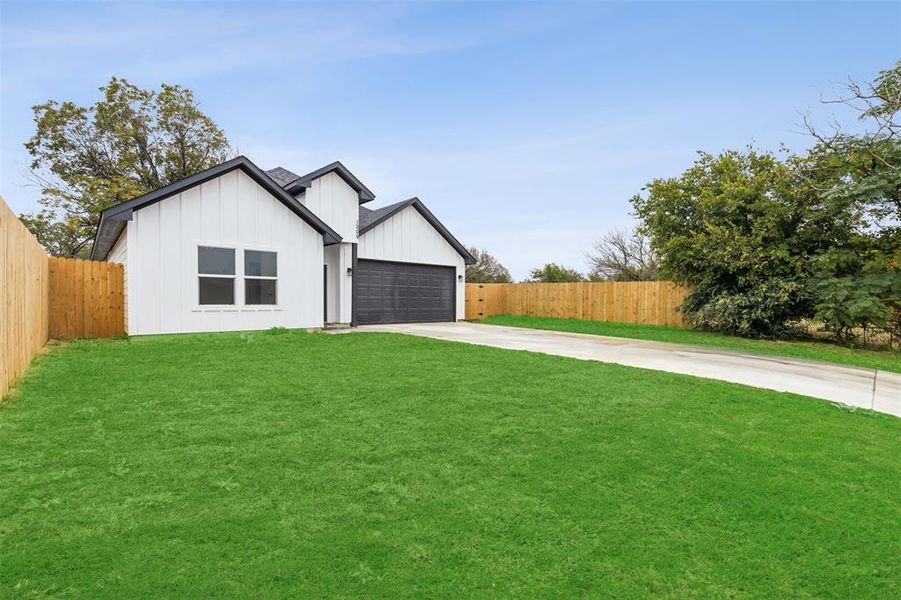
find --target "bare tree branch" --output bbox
[586,228,659,281]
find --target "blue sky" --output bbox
[1,1,898,278]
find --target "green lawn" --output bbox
[478,315,901,373]
[2,330,899,597]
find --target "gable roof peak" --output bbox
[281,160,376,203]
[358,197,475,265]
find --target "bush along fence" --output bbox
[465,281,688,327]
[1,196,124,397]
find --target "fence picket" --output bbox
[1,197,50,398]
[49,257,125,340]
[2,196,127,398]
[464,282,688,327]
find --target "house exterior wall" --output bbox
[108,229,129,334]
[358,206,466,320]
[298,172,358,243]
[127,169,324,335]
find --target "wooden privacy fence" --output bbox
[1,196,50,398]
[465,281,689,327]
[48,257,124,339]
[2,195,125,398]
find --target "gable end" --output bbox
[359,198,475,264]
[91,156,342,260]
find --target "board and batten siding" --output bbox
[358,205,466,320]
[108,230,128,334]
[126,169,325,335]
[298,172,358,242]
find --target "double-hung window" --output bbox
[197,246,277,307]
[244,250,277,305]
[198,246,236,305]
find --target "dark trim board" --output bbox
[353,259,456,325]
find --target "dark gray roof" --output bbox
[358,200,409,232]
[358,198,476,265]
[91,156,342,260]
[265,166,300,187]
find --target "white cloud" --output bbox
[0,2,512,84]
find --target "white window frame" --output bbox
[197,244,237,308]
[193,242,282,312]
[243,249,278,307]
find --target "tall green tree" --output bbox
[631,148,842,337]
[466,246,513,283]
[21,77,232,257]
[632,62,900,341]
[527,263,584,283]
[800,61,900,340]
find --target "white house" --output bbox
[91,156,475,335]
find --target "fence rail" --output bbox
[465,281,688,327]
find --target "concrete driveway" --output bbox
[341,322,901,418]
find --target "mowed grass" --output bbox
[479,315,901,373]
[1,330,899,597]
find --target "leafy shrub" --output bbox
[683,279,808,338]
[810,248,900,342]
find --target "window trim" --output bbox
[197,245,237,307]
[194,242,281,311]
[244,249,278,306]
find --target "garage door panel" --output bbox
[355,259,455,324]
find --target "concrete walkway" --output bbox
[339,322,901,417]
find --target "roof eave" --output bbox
[89,212,129,260]
[283,179,311,194]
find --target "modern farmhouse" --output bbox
[90,156,475,335]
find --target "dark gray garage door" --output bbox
[354,259,455,324]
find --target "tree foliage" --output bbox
[527,263,584,283]
[800,61,901,340]
[465,246,513,283]
[631,149,826,336]
[586,228,658,281]
[21,77,232,257]
[632,62,900,340]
